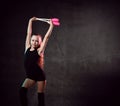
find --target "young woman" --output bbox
[19,17,54,106]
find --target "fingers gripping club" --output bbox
[36,18,60,26]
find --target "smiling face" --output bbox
[30,35,42,49]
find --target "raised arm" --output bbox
[25,17,36,52]
[38,20,54,55]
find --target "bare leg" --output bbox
[22,78,36,88]
[37,80,46,93]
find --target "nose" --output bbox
[32,41,36,45]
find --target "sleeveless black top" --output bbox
[24,48,46,81]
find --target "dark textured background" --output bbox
[1,0,120,106]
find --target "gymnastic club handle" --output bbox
[36,18,60,26]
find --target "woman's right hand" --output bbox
[46,19,54,26]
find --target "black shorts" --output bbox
[25,68,46,81]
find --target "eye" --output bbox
[36,40,39,43]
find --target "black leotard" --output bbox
[24,47,46,81]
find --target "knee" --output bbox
[37,88,45,93]
[37,86,45,93]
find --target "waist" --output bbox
[24,63,41,68]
